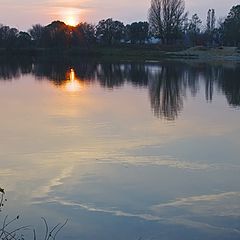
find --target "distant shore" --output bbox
[1,45,240,62]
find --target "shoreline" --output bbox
[1,46,240,62]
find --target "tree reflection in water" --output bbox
[148,64,184,120]
[0,59,240,120]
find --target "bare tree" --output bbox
[148,0,187,44]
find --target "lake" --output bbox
[0,59,240,240]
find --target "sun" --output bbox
[60,7,80,27]
[65,16,78,26]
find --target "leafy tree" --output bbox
[29,24,44,47]
[213,17,225,46]
[96,19,125,45]
[16,32,32,48]
[206,9,216,33]
[0,26,18,48]
[187,14,202,45]
[223,5,240,46]
[205,9,216,46]
[42,21,71,48]
[0,26,10,47]
[148,0,187,44]
[126,22,149,44]
[71,22,95,47]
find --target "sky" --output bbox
[0,0,239,30]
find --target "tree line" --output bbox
[149,0,240,46]
[0,20,149,49]
[0,0,240,49]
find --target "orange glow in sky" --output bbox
[61,8,80,26]
[0,0,239,30]
[65,16,78,26]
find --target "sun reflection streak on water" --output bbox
[64,69,82,93]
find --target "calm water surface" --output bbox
[0,60,240,240]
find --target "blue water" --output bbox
[0,60,239,240]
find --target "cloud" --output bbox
[32,195,240,235]
[0,169,16,176]
[153,192,240,207]
[37,0,97,10]
[32,166,74,198]
[111,155,213,170]
[152,191,240,217]
[33,197,162,221]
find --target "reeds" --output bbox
[0,188,68,240]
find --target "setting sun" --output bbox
[65,16,78,26]
[61,8,80,27]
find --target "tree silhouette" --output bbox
[96,19,125,45]
[0,26,18,49]
[126,22,149,44]
[205,9,216,46]
[187,14,202,46]
[148,0,187,44]
[71,23,95,47]
[29,24,44,47]
[223,5,240,46]
[16,32,32,48]
[0,3,240,49]
[42,21,71,48]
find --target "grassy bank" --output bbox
[167,46,240,61]
[0,45,183,61]
[1,45,240,61]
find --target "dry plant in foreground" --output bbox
[0,187,68,240]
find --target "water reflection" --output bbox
[0,60,240,120]
[148,65,184,120]
[64,69,82,92]
[0,59,240,240]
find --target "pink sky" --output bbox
[0,0,239,30]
